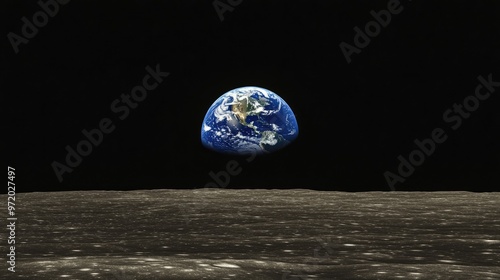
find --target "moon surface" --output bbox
[4,190,499,279]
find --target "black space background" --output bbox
[4,1,499,192]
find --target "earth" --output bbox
[201,86,299,155]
